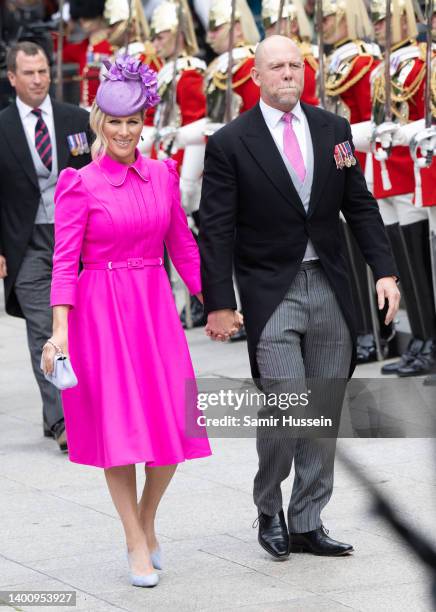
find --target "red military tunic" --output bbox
[419,162,436,206]
[205,44,260,124]
[371,41,426,199]
[231,56,260,113]
[150,56,207,171]
[62,37,113,107]
[326,39,381,169]
[298,41,319,106]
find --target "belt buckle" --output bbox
[127,257,143,269]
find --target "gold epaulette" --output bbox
[373,44,426,121]
[431,56,436,118]
[298,41,318,72]
[141,41,164,71]
[207,44,256,92]
[326,40,376,97]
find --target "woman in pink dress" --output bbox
[41,54,218,588]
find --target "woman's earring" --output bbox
[140,135,144,141]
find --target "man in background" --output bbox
[0,42,91,452]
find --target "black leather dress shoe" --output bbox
[381,338,424,374]
[51,419,68,453]
[290,526,353,556]
[397,339,436,377]
[356,334,377,364]
[255,510,289,559]
[43,423,54,438]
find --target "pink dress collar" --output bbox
[98,149,150,186]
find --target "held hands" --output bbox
[205,309,244,342]
[0,255,7,279]
[41,333,69,376]
[376,277,401,325]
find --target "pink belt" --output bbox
[83,257,163,270]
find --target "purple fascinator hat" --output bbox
[96,54,160,116]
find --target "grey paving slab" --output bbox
[1,293,435,610]
[96,571,315,612]
[325,581,434,612]
[216,597,357,611]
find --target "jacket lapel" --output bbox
[301,103,335,217]
[2,103,39,189]
[240,104,306,218]
[52,100,72,171]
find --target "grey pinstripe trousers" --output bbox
[254,261,352,533]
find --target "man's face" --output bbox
[373,18,386,46]
[207,23,231,54]
[8,50,50,108]
[251,39,304,112]
[265,17,299,39]
[152,30,176,59]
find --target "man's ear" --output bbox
[7,71,16,88]
[251,66,260,87]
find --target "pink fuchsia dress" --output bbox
[51,151,211,468]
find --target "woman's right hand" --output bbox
[41,333,68,376]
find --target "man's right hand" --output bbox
[0,255,7,279]
[205,309,243,342]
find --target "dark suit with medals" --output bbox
[199,101,397,533]
[0,97,91,434]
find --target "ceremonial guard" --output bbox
[262,0,319,106]
[205,0,260,124]
[146,0,207,171]
[159,0,261,226]
[62,0,113,108]
[322,0,389,363]
[368,0,436,376]
[390,3,436,383]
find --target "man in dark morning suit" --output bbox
[199,36,400,559]
[0,42,91,452]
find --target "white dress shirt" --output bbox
[16,94,58,224]
[16,94,56,159]
[259,98,308,169]
[259,97,319,262]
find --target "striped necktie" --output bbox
[31,108,52,172]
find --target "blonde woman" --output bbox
[42,55,217,587]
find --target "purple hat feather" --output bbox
[96,54,160,116]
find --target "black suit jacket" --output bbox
[0,98,91,317]
[199,102,398,379]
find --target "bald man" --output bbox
[199,36,400,559]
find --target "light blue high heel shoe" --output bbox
[127,551,159,588]
[150,547,162,571]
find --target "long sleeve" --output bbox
[51,168,89,307]
[198,135,238,315]
[177,70,207,126]
[163,159,201,295]
[341,120,398,282]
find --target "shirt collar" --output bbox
[16,94,52,121]
[260,98,304,129]
[98,149,150,186]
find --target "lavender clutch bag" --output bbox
[40,352,78,390]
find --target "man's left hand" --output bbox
[376,276,401,325]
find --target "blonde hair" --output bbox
[90,102,109,161]
[89,102,145,161]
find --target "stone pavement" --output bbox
[0,298,435,612]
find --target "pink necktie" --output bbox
[282,112,306,183]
